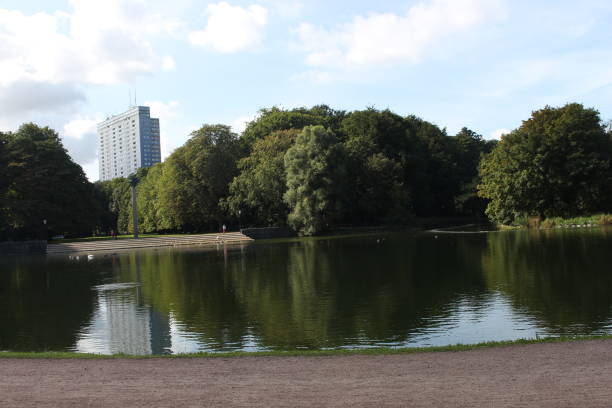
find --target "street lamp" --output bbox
[238,210,242,231]
[128,174,140,239]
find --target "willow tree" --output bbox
[284,125,345,236]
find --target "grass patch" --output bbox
[507,214,612,229]
[543,214,612,228]
[2,334,611,359]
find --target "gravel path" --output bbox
[2,339,611,407]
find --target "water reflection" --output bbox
[482,228,612,334]
[76,283,171,355]
[0,255,100,351]
[1,228,611,354]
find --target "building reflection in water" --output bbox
[75,283,172,355]
[75,252,173,355]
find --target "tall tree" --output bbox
[93,177,132,234]
[478,103,612,224]
[2,123,98,239]
[284,126,345,236]
[409,117,460,216]
[241,105,345,147]
[340,109,414,224]
[452,127,497,216]
[136,163,164,233]
[157,125,242,231]
[0,132,11,239]
[224,129,298,227]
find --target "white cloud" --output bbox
[490,128,511,139]
[63,115,100,140]
[145,100,181,159]
[481,51,612,101]
[290,70,334,84]
[294,0,504,68]
[0,0,183,179]
[264,0,303,18]
[230,113,258,133]
[81,159,100,182]
[61,115,103,180]
[189,2,268,53]
[0,0,180,87]
[0,81,85,115]
[162,56,177,71]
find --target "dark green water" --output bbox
[1,228,611,355]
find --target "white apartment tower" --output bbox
[98,106,161,181]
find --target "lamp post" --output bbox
[42,219,47,241]
[128,175,139,239]
[238,210,241,232]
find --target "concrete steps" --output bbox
[46,232,253,254]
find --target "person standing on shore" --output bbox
[222,224,227,233]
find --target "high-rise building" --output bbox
[97,106,161,181]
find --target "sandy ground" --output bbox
[1,339,611,407]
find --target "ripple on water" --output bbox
[94,282,141,291]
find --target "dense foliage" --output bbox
[478,104,612,224]
[154,125,242,232]
[0,124,99,240]
[226,107,495,234]
[241,105,345,147]
[284,126,345,235]
[97,125,243,234]
[2,103,610,240]
[223,129,298,227]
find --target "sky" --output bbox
[1,0,612,181]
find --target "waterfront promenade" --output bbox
[2,339,611,407]
[46,232,253,254]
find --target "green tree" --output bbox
[339,109,414,223]
[136,163,164,233]
[224,129,298,227]
[2,124,98,239]
[478,103,612,224]
[241,105,345,147]
[452,127,497,216]
[93,177,132,234]
[157,124,242,231]
[0,132,11,239]
[284,125,345,236]
[409,117,460,216]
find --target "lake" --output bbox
[1,227,611,354]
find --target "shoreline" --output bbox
[2,337,611,407]
[2,334,611,359]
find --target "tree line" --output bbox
[1,103,611,240]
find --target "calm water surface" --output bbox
[1,228,611,354]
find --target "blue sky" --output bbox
[1,0,612,181]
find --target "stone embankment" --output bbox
[47,232,252,254]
